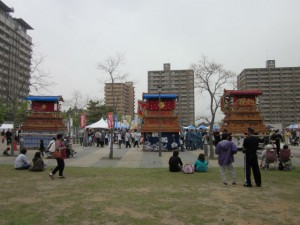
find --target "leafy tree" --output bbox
[85,100,113,124]
[191,56,236,159]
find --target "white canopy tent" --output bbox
[0,123,13,130]
[85,118,108,129]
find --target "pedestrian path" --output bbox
[1,143,299,168]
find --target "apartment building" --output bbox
[0,1,33,106]
[148,63,195,126]
[104,82,135,118]
[237,60,300,128]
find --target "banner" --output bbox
[107,112,113,129]
[80,112,86,128]
[114,114,119,128]
[137,100,146,117]
[125,115,132,124]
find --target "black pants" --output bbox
[52,158,65,176]
[245,154,261,186]
[133,141,139,148]
[126,141,131,148]
[7,138,11,146]
[96,138,100,147]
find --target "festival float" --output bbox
[20,96,67,148]
[220,90,267,134]
[140,93,181,151]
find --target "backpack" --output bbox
[183,164,194,174]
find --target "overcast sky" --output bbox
[5,0,300,122]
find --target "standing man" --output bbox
[5,129,12,146]
[271,129,283,156]
[95,130,101,147]
[243,127,262,187]
[215,133,237,187]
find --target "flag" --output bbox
[80,112,86,128]
[137,100,146,118]
[107,112,114,128]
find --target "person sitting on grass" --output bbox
[194,153,208,172]
[3,147,10,156]
[29,151,46,172]
[169,150,183,172]
[14,148,31,170]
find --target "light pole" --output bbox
[158,85,162,157]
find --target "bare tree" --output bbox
[191,56,236,159]
[30,51,55,94]
[6,49,54,155]
[97,53,128,159]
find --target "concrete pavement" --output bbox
[1,142,299,168]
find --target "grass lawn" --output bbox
[0,165,299,225]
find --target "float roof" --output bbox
[24,96,64,102]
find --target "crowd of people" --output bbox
[169,127,295,187]
[79,128,142,149]
[3,124,296,184]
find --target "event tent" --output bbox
[85,118,108,129]
[183,125,196,130]
[0,123,13,130]
[197,125,208,130]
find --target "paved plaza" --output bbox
[1,142,300,169]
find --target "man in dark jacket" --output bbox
[271,129,283,156]
[243,127,261,187]
[5,129,12,146]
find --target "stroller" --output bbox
[291,137,299,146]
[261,145,277,170]
[279,146,293,171]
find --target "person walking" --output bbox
[95,130,101,147]
[243,127,262,187]
[49,134,66,179]
[125,131,131,148]
[215,133,237,187]
[133,130,140,148]
[1,130,5,143]
[100,131,105,147]
[39,140,45,157]
[5,129,12,146]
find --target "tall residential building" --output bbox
[104,82,135,118]
[237,60,300,128]
[0,1,33,106]
[148,63,195,126]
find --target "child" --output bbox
[39,140,45,157]
[3,147,10,156]
[168,150,183,172]
[194,153,208,172]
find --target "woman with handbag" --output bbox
[49,134,66,179]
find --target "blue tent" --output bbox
[197,125,207,130]
[183,125,196,130]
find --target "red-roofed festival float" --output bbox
[20,96,67,148]
[140,93,181,151]
[220,90,267,134]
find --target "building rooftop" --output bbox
[0,1,14,13]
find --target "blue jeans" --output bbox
[15,163,31,170]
